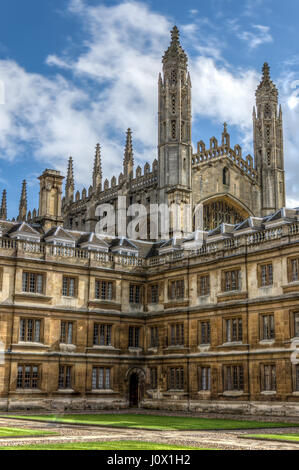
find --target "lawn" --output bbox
[0,440,210,451]
[0,427,56,438]
[244,433,299,444]
[2,414,299,431]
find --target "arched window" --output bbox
[223,167,230,186]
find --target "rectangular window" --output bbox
[261,315,275,340]
[92,367,111,390]
[198,275,210,296]
[129,284,142,304]
[169,279,185,300]
[225,318,242,343]
[199,321,210,345]
[60,322,74,344]
[22,272,44,294]
[150,327,159,348]
[169,368,184,390]
[198,367,211,391]
[170,323,184,346]
[296,365,299,392]
[19,318,41,343]
[294,313,299,338]
[95,280,114,301]
[262,365,276,392]
[223,270,241,292]
[150,285,159,304]
[58,365,72,389]
[93,324,112,346]
[62,276,76,297]
[150,368,158,389]
[260,264,273,287]
[291,259,299,282]
[129,326,140,348]
[224,365,244,391]
[17,365,39,389]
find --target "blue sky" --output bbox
[0,0,299,217]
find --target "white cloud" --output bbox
[229,20,273,49]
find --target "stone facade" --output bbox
[0,27,297,416]
[0,211,298,414]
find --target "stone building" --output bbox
[0,27,297,416]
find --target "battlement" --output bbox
[192,136,257,181]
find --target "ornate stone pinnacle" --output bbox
[262,62,270,80]
[223,122,228,133]
[171,26,180,44]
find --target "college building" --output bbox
[0,28,298,416]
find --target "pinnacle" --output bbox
[262,62,270,80]
[171,26,180,44]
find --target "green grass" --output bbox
[0,440,210,451]
[0,427,56,438]
[2,414,299,431]
[244,433,299,443]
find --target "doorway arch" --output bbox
[129,373,139,408]
[126,367,145,408]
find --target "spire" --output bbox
[0,190,7,220]
[93,143,102,191]
[18,180,27,222]
[163,26,187,66]
[123,128,134,178]
[65,156,74,202]
[256,62,278,99]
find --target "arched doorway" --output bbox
[129,373,139,408]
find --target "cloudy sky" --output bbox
[0,0,299,217]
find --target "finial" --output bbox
[223,122,228,133]
[171,26,180,44]
[93,143,102,190]
[18,180,27,222]
[0,189,7,220]
[262,62,270,81]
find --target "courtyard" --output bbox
[0,410,298,450]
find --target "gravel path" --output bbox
[0,414,298,450]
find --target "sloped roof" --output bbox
[44,225,75,241]
[78,232,109,248]
[7,222,41,237]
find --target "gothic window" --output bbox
[264,103,271,119]
[266,125,271,145]
[223,167,230,186]
[181,122,185,141]
[267,149,271,166]
[171,70,177,85]
[171,120,176,139]
[172,95,176,114]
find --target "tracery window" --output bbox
[203,201,244,231]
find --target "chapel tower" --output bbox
[158,26,192,235]
[253,63,286,216]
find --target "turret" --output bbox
[253,63,285,215]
